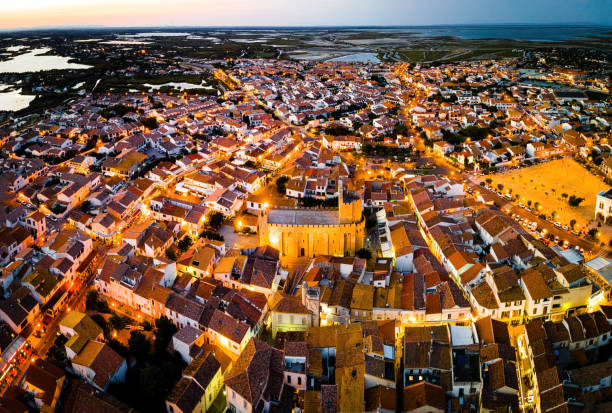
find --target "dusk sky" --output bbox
[2,0,611,29]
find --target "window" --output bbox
[287,375,291,384]
[298,377,302,385]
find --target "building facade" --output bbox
[259,185,364,263]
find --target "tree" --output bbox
[153,316,177,359]
[527,200,532,207]
[276,176,289,195]
[324,125,352,136]
[128,331,151,360]
[199,229,224,241]
[568,195,585,207]
[497,184,504,191]
[208,212,224,230]
[80,200,92,212]
[485,178,492,185]
[570,219,577,228]
[139,366,167,412]
[393,123,409,137]
[165,249,177,261]
[86,290,100,310]
[176,235,193,253]
[142,117,158,130]
[109,314,126,330]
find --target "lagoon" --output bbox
[0,47,91,73]
[0,85,35,111]
[326,52,380,63]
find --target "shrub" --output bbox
[568,195,585,207]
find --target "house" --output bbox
[59,311,104,360]
[595,188,612,222]
[70,341,127,391]
[165,352,224,413]
[0,289,39,334]
[269,293,311,338]
[22,358,66,412]
[224,338,288,413]
[172,326,205,364]
[205,309,253,357]
[403,382,446,413]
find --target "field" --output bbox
[481,158,607,231]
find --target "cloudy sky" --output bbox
[2,0,611,29]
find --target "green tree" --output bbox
[153,316,177,359]
[177,235,193,253]
[485,178,492,185]
[568,195,585,207]
[497,184,504,191]
[86,290,100,310]
[208,212,224,230]
[142,117,158,130]
[570,219,577,228]
[276,176,289,195]
[128,331,151,360]
[139,366,167,411]
[109,314,126,331]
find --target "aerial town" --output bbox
[0,23,610,413]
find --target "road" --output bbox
[4,248,101,393]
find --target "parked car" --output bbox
[562,225,569,231]
[554,222,562,228]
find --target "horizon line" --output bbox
[2,22,611,33]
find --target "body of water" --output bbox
[362,24,610,42]
[0,47,91,73]
[0,85,35,111]
[522,79,563,88]
[203,24,610,42]
[327,52,380,63]
[408,25,608,42]
[144,82,214,90]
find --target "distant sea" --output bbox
[133,24,611,43]
[386,25,611,42]
[4,24,611,43]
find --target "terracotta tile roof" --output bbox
[403,381,446,411]
[224,338,284,405]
